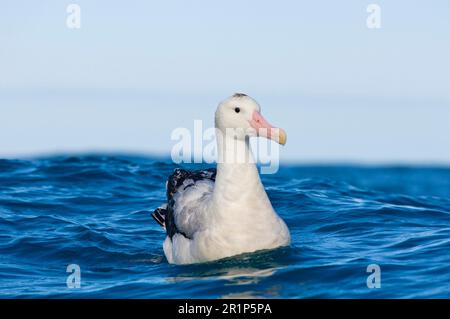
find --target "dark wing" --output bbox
[151,168,216,239]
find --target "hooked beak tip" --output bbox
[250,111,287,145]
[278,129,287,145]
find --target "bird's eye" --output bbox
[234,107,240,113]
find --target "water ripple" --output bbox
[0,156,449,298]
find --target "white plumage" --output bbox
[152,94,290,265]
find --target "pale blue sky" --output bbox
[1,1,449,163]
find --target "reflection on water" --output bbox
[165,249,290,298]
[167,266,277,285]
[166,249,289,286]
[221,285,283,299]
[221,268,276,285]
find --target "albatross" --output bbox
[152,93,290,265]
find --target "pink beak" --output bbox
[250,111,287,145]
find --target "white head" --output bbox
[215,93,287,145]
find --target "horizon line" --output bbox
[1,150,449,168]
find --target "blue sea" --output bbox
[0,155,449,298]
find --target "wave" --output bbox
[0,155,449,298]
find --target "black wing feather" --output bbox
[152,168,216,240]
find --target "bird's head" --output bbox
[215,93,287,145]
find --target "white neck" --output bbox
[212,133,274,215]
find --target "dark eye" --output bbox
[234,107,240,113]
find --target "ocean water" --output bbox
[0,155,449,299]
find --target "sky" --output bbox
[1,1,449,163]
